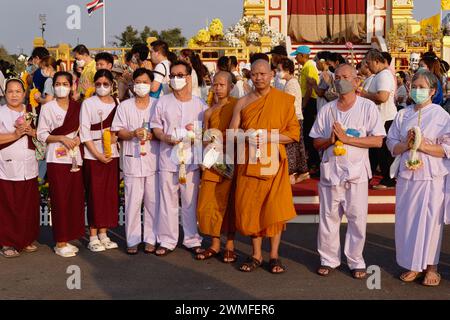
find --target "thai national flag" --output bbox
[86,0,104,16]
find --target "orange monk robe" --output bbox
[197,98,238,237]
[235,88,300,237]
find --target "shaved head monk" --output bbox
[196,71,238,263]
[229,59,300,273]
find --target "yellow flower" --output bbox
[188,38,197,48]
[195,29,211,44]
[85,87,95,98]
[29,88,40,107]
[209,18,224,37]
[333,140,346,156]
[21,72,29,91]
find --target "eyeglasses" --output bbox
[95,82,111,88]
[169,73,188,79]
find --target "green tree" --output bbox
[114,26,186,48]
[159,28,186,47]
[140,26,158,44]
[114,25,140,47]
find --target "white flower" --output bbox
[233,24,246,37]
[248,31,260,43]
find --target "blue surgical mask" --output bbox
[410,88,431,105]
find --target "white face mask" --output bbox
[133,83,151,97]
[170,77,187,91]
[54,85,71,98]
[96,85,111,97]
[76,59,85,68]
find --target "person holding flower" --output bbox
[386,70,450,287]
[36,72,85,258]
[196,71,237,263]
[80,69,120,253]
[310,64,385,279]
[111,68,160,255]
[150,61,206,257]
[0,79,40,258]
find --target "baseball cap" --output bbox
[290,45,311,56]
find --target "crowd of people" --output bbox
[0,41,449,286]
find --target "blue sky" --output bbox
[0,0,444,55]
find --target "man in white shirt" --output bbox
[362,49,397,189]
[267,45,288,90]
[150,40,171,99]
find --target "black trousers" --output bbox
[303,98,320,169]
[369,120,395,184]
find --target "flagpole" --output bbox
[102,0,106,47]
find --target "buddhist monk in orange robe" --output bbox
[229,60,300,273]
[196,71,238,263]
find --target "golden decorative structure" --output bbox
[388,0,443,71]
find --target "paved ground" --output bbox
[0,224,449,300]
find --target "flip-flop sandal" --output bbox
[144,243,156,254]
[188,246,205,255]
[222,250,237,263]
[317,265,335,277]
[351,268,368,280]
[269,258,286,274]
[126,245,139,255]
[422,271,441,287]
[0,247,20,258]
[195,247,218,260]
[400,271,423,282]
[239,256,262,272]
[155,246,173,257]
[23,244,38,253]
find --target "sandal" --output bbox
[317,265,335,277]
[23,244,38,253]
[0,246,20,258]
[351,268,368,280]
[144,243,156,254]
[239,256,262,272]
[422,271,441,287]
[269,258,286,274]
[222,250,237,263]
[195,247,218,260]
[126,245,139,255]
[400,271,423,283]
[155,246,173,257]
[187,246,205,255]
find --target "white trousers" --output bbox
[318,181,368,270]
[157,170,203,250]
[124,174,159,247]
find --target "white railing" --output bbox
[39,205,126,226]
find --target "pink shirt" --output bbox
[111,97,159,177]
[0,105,38,181]
[150,94,207,172]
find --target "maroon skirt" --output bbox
[83,158,119,229]
[0,178,40,251]
[47,163,86,243]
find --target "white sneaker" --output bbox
[100,237,118,250]
[54,245,76,258]
[88,239,106,252]
[67,243,79,253]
